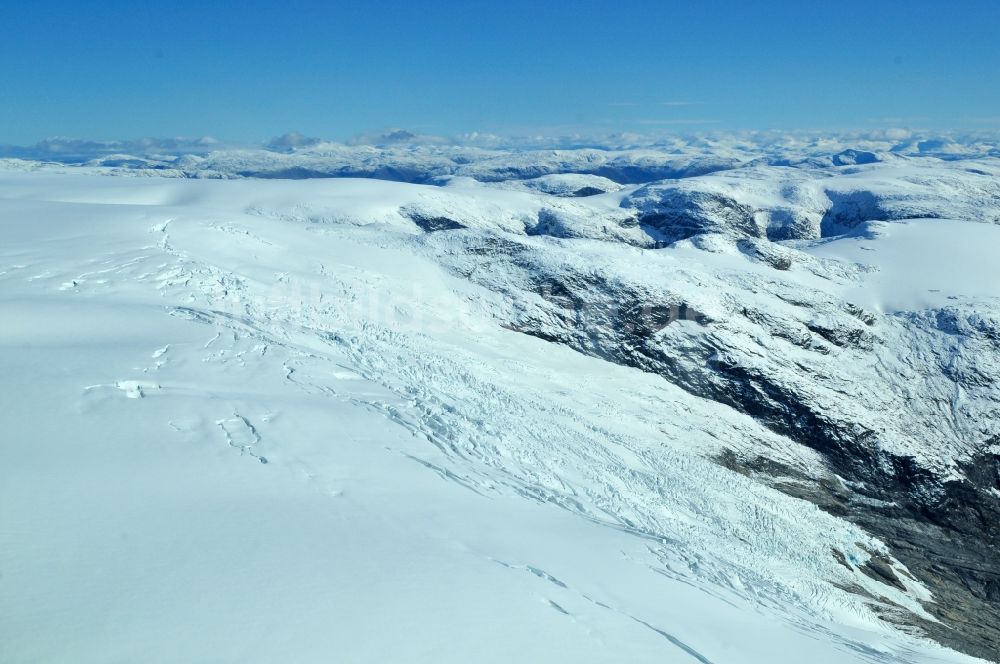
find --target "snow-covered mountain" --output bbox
[1,139,998,663]
[3,130,999,182]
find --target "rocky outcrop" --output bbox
[626,186,762,243]
[403,210,468,232]
[421,225,1000,661]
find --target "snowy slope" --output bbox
[1,157,998,662]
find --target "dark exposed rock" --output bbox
[832,149,881,166]
[832,547,854,572]
[820,190,887,235]
[403,211,467,232]
[716,444,1000,663]
[803,320,876,351]
[736,239,794,270]
[510,279,1000,660]
[461,234,527,258]
[819,189,943,236]
[861,555,908,592]
[843,302,877,327]
[526,209,574,238]
[429,222,1000,662]
[627,188,762,243]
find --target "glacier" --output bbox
[1,136,998,663]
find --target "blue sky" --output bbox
[1,0,998,144]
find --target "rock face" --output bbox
[402,209,468,232]
[620,160,1000,243]
[627,187,762,243]
[413,158,1000,660]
